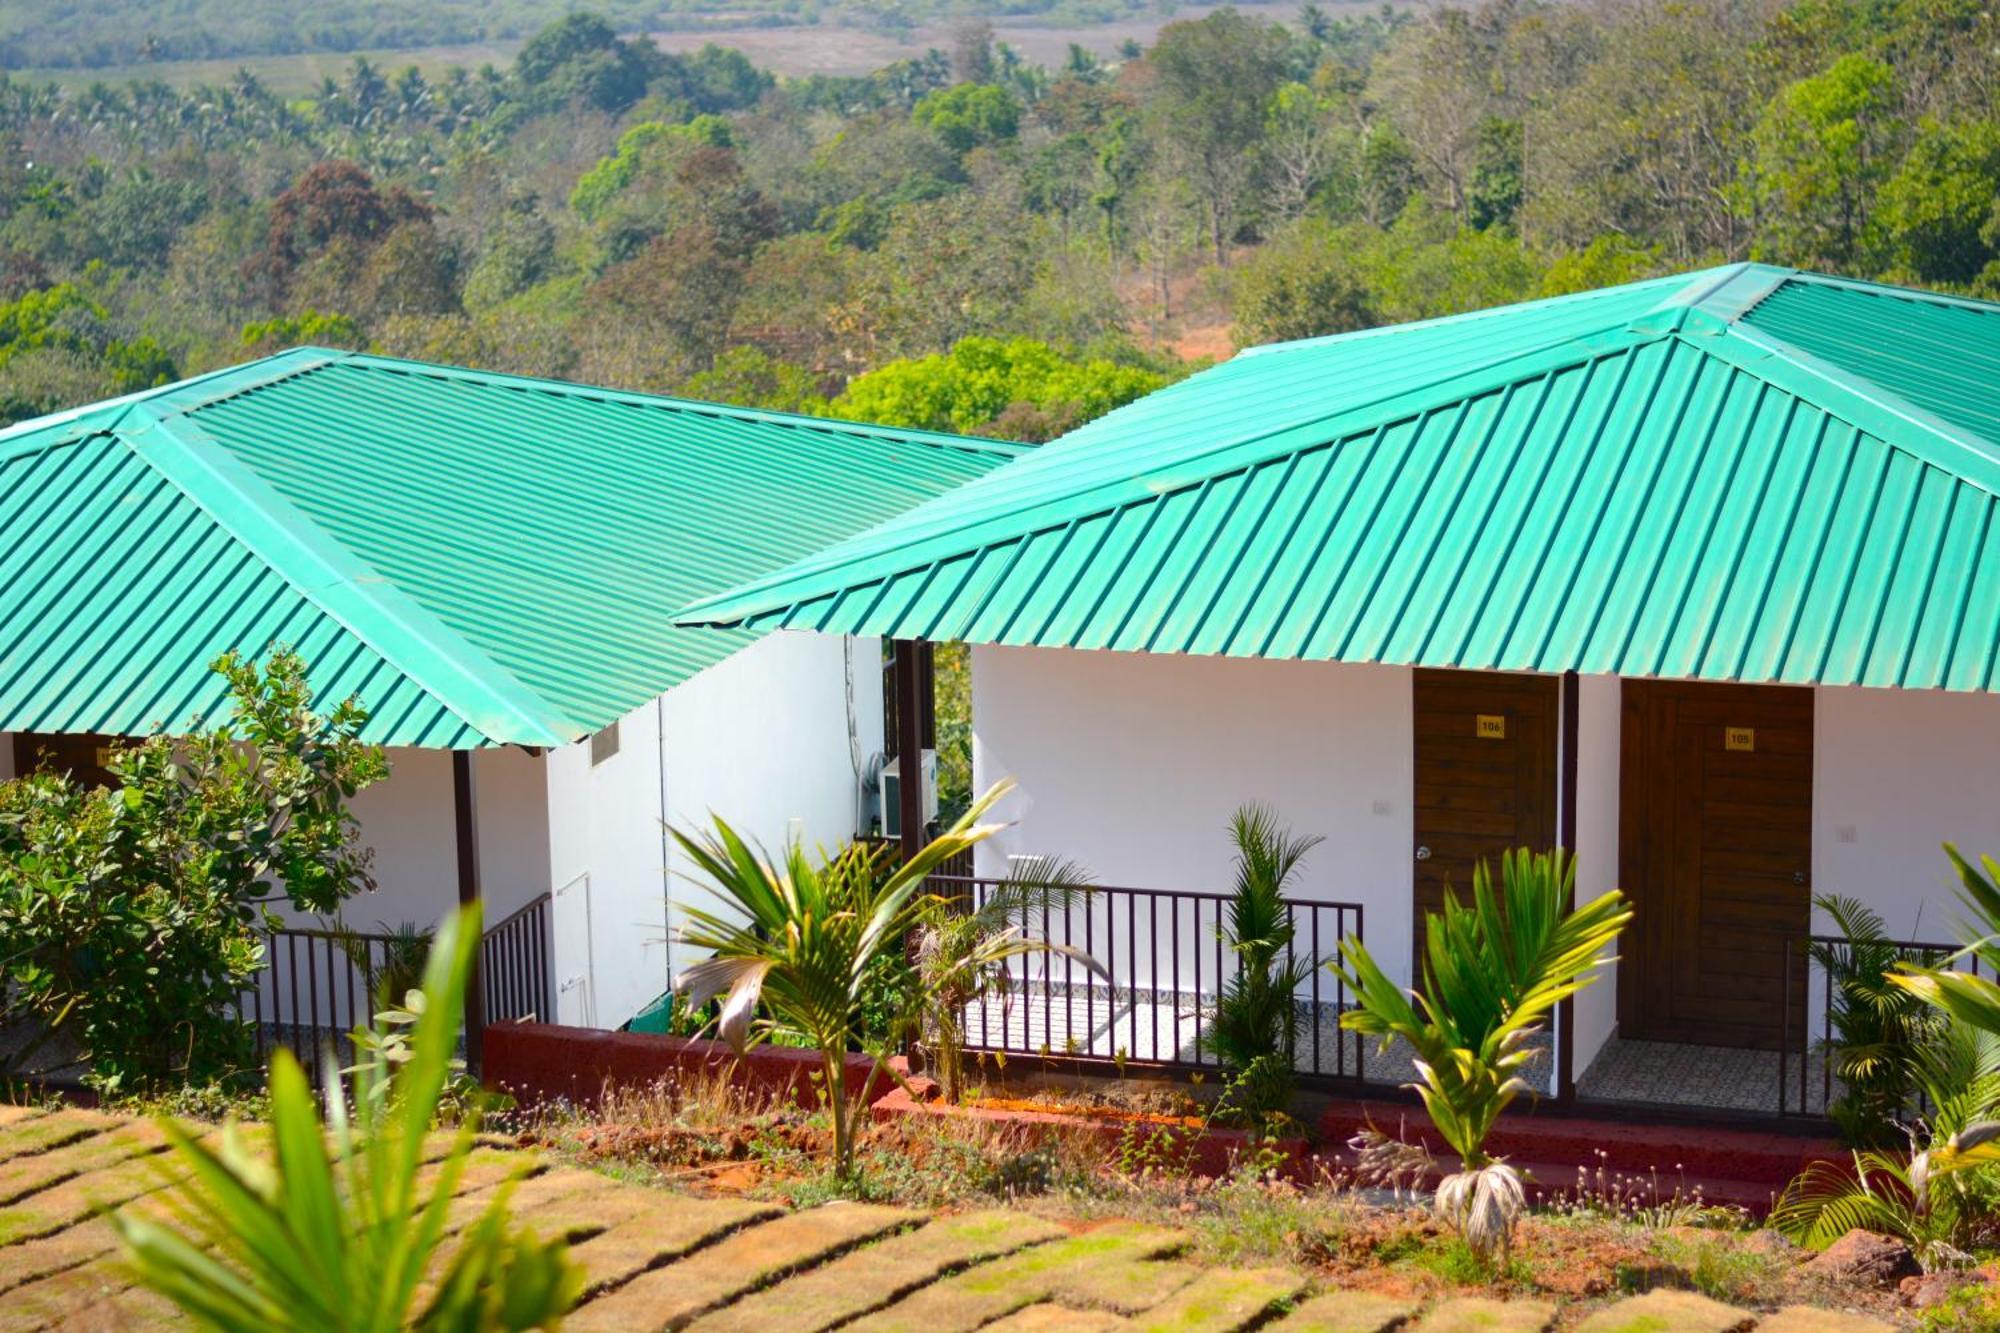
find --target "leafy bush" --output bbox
[1773,1015,2000,1270]
[0,650,387,1091]
[112,904,582,1329]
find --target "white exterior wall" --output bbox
[0,732,549,933]
[337,745,550,932]
[970,646,1417,987]
[1812,685,2000,942]
[1567,675,1622,1079]
[544,632,884,1031]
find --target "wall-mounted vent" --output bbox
[590,721,620,766]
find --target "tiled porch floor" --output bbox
[1577,1036,1830,1117]
[965,985,1829,1118]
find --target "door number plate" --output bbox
[1475,714,1506,740]
[1725,726,1755,752]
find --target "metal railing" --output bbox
[1780,932,1978,1119]
[480,893,555,1026]
[240,893,553,1085]
[930,875,1368,1083]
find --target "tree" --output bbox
[248,162,455,325]
[1874,119,2000,285]
[844,186,1035,358]
[830,335,1166,438]
[1525,0,1765,262]
[910,856,1100,1104]
[0,651,387,1091]
[680,345,824,413]
[240,309,365,354]
[1262,81,1348,224]
[1747,54,1901,268]
[911,83,1022,153]
[1369,9,1499,223]
[1144,10,1295,264]
[582,139,776,374]
[511,14,662,114]
[0,281,176,423]
[1466,117,1523,231]
[1232,220,1374,347]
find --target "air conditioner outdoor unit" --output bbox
[880,749,937,839]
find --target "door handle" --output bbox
[1793,871,1807,886]
[1416,846,1432,862]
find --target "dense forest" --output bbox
[0,0,1993,439]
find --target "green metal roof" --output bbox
[0,349,1021,747]
[680,264,2000,693]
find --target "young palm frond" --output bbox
[1810,893,1945,1145]
[912,854,1104,1103]
[1773,1016,2000,1271]
[112,905,580,1330]
[1206,806,1322,1120]
[1333,848,1630,1265]
[672,781,1013,1175]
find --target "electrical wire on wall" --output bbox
[845,637,868,837]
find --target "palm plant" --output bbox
[1205,806,1322,1124]
[332,918,434,1012]
[910,854,1101,1104]
[1333,848,1631,1265]
[1809,893,1945,1145]
[111,904,580,1330]
[672,782,1012,1177]
[1773,1015,2000,1270]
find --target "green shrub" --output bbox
[0,650,387,1092]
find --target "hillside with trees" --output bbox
[0,1,1993,437]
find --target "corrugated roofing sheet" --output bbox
[680,264,2000,693]
[0,349,1020,747]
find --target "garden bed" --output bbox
[871,1075,1311,1182]
[482,1022,900,1109]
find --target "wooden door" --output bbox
[1412,670,1559,961]
[1619,681,1812,1050]
[12,732,119,788]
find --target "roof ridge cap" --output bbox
[681,323,1673,627]
[1708,319,2000,498]
[332,350,1027,459]
[119,404,579,747]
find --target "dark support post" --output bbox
[891,638,927,863]
[452,750,486,1070]
[1555,669,1581,1104]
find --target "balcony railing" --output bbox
[239,893,552,1084]
[930,875,1368,1084]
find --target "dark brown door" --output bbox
[1618,681,1812,1050]
[1412,670,1559,960]
[12,732,120,788]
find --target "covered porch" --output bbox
[681,266,2000,1128]
[949,648,2000,1122]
